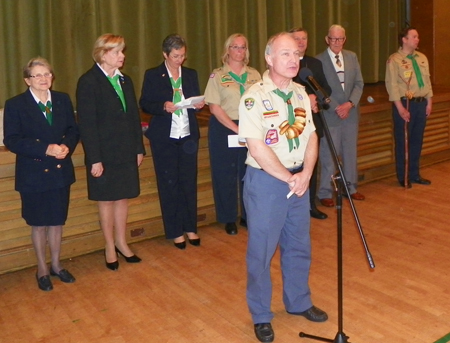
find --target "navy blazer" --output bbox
[3,90,79,193]
[76,64,145,166]
[139,62,200,141]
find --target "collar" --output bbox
[262,70,295,93]
[327,47,342,60]
[397,47,418,58]
[29,88,52,105]
[164,61,182,80]
[96,63,123,78]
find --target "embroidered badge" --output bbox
[297,94,303,100]
[263,100,273,111]
[263,110,279,118]
[265,129,279,145]
[221,74,234,85]
[209,73,216,78]
[245,98,255,110]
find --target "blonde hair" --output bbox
[92,34,125,63]
[23,57,53,78]
[221,33,250,65]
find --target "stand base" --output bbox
[299,331,350,343]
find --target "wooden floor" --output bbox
[1,162,450,343]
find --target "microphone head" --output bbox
[299,67,313,82]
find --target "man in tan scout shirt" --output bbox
[385,27,433,187]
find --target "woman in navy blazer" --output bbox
[3,57,79,291]
[140,34,204,249]
[76,34,145,271]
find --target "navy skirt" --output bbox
[20,186,71,226]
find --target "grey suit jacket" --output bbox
[315,49,364,127]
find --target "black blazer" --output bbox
[3,90,79,193]
[139,62,200,141]
[76,64,145,166]
[294,55,332,137]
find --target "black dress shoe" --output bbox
[115,246,142,263]
[104,250,119,271]
[50,268,76,283]
[225,222,238,235]
[310,207,328,220]
[36,274,53,291]
[239,218,247,227]
[287,305,328,322]
[411,177,431,185]
[188,238,201,246]
[174,241,186,250]
[399,180,412,188]
[254,323,274,343]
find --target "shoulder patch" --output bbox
[209,73,216,78]
[245,98,255,110]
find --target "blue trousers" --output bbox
[392,100,427,182]
[244,167,312,324]
[208,115,247,223]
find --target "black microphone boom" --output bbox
[299,67,331,110]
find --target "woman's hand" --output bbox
[164,101,178,113]
[194,100,205,109]
[55,144,69,159]
[91,162,104,177]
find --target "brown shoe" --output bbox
[320,198,335,207]
[350,192,365,200]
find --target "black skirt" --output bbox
[20,186,71,226]
[86,161,140,201]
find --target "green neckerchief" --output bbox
[228,71,248,95]
[38,101,53,126]
[107,75,127,111]
[170,76,182,116]
[273,89,299,152]
[406,54,424,89]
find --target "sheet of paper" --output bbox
[227,135,246,148]
[175,95,205,110]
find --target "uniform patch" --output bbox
[221,74,234,85]
[265,129,279,145]
[263,110,279,118]
[209,73,216,78]
[297,94,303,100]
[263,100,273,111]
[403,70,413,78]
[245,98,255,110]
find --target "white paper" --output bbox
[227,135,246,148]
[175,95,205,109]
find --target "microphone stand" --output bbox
[299,100,375,343]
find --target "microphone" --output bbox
[299,67,331,109]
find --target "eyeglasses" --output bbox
[169,54,185,60]
[229,46,247,51]
[327,37,346,43]
[29,73,53,79]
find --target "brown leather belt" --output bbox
[401,96,426,102]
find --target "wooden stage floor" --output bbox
[1,160,450,343]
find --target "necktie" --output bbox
[38,101,53,125]
[228,71,248,95]
[335,55,342,68]
[406,54,424,89]
[170,77,182,116]
[273,89,299,152]
[107,75,127,111]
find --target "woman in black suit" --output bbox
[140,34,204,249]
[3,57,79,291]
[76,34,145,270]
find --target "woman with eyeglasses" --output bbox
[140,34,204,249]
[3,57,79,291]
[203,33,261,235]
[76,34,145,270]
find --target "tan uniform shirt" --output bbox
[385,48,433,101]
[204,64,261,120]
[238,70,315,169]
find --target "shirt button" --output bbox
[44,169,49,172]
[56,164,62,168]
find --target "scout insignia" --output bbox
[265,129,279,145]
[221,74,234,85]
[263,110,279,118]
[403,70,413,79]
[263,100,273,111]
[297,94,303,100]
[245,98,255,110]
[209,73,216,78]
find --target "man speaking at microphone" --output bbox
[290,27,331,220]
[316,24,365,207]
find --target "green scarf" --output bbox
[228,71,248,95]
[170,77,182,116]
[38,101,53,125]
[406,54,424,89]
[107,75,127,111]
[273,89,299,152]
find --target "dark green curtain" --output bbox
[0,0,401,105]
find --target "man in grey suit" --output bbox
[315,24,365,208]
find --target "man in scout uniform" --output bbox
[238,32,328,343]
[385,27,433,187]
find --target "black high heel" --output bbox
[104,250,119,271]
[174,241,186,250]
[188,238,201,246]
[115,246,142,263]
